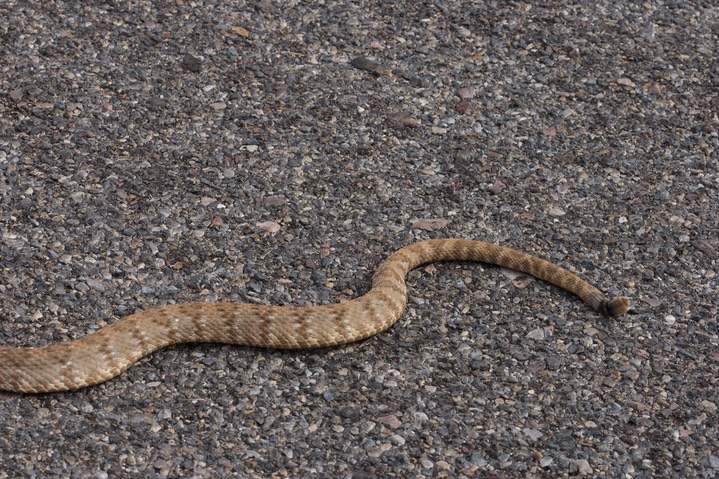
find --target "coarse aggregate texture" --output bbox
[0,1,717,478]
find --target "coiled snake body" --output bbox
[0,239,629,393]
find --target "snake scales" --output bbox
[0,239,629,393]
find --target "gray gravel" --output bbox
[1,1,717,478]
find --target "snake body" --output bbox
[0,239,629,393]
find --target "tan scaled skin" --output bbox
[0,239,629,393]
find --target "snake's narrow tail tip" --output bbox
[600,297,630,316]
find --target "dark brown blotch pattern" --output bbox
[0,239,629,392]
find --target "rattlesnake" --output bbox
[0,239,629,393]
